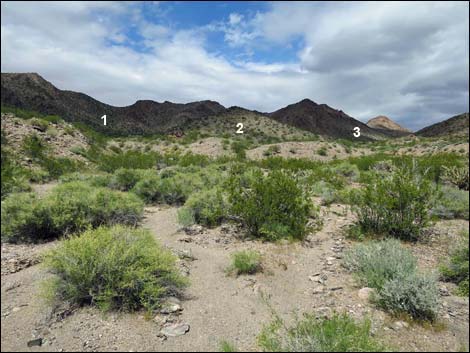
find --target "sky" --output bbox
[1,1,469,130]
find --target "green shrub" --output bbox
[228,168,314,241]
[132,173,194,205]
[220,341,238,352]
[97,150,160,172]
[263,145,281,157]
[59,172,111,187]
[1,150,31,198]
[29,117,49,131]
[178,188,228,227]
[258,313,385,352]
[317,147,328,156]
[22,134,47,159]
[109,168,153,191]
[331,162,360,182]
[377,272,439,320]
[177,207,196,227]
[231,140,249,160]
[43,225,187,311]
[431,186,469,220]
[442,164,469,190]
[1,182,144,243]
[440,232,469,296]
[1,193,47,242]
[42,115,63,124]
[343,239,417,289]
[229,250,262,275]
[352,164,434,241]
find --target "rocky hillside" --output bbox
[269,99,385,140]
[1,73,226,136]
[367,115,411,137]
[416,113,469,137]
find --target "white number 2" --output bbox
[353,127,360,138]
[101,114,107,126]
[236,123,244,134]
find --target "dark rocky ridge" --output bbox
[416,113,469,137]
[268,99,384,140]
[2,73,384,139]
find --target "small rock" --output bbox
[160,303,182,315]
[160,323,190,337]
[312,286,324,294]
[392,321,409,330]
[27,338,43,347]
[358,287,374,301]
[12,307,21,313]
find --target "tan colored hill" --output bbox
[366,116,411,137]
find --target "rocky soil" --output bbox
[1,198,469,352]
[1,113,89,164]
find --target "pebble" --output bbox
[160,323,190,337]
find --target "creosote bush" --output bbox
[352,164,434,241]
[1,182,144,243]
[43,225,187,312]
[258,313,385,352]
[228,168,314,241]
[177,188,229,227]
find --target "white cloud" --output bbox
[1,1,468,130]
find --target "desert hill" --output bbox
[2,73,384,140]
[416,113,469,137]
[269,99,384,140]
[366,115,411,137]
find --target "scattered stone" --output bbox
[160,303,182,315]
[160,323,190,337]
[27,338,43,347]
[392,321,409,330]
[439,285,450,296]
[358,287,374,301]
[312,286,325,294]
[183,225,203,235]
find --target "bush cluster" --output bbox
[44,225,187,311]
[351,164,434,241]
[228,168,314,241]
[177,188,229,227]
[1,182,144,243]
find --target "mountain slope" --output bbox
[1,73,226,135]
[367,115,411,137]
[416,113,469,137]
[269,99,385,140]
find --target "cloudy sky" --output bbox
[1,1,469,130]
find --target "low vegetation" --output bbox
[228,168,314,241]
[344,239,440,321]
[351,163,434,241]
[440,231,469,296]
[258,313,385,352]
[1,182,144,243]
[44,225,187,311]
[228,250,262,275]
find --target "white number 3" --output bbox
[353,127,360,138]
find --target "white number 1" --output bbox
[101,115,107,126]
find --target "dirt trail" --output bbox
[1,205,469,352]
